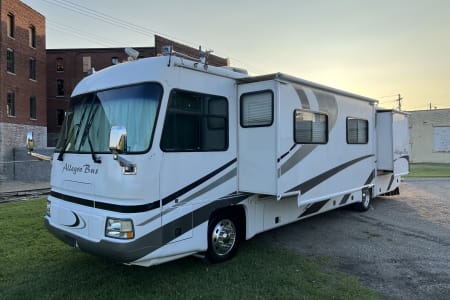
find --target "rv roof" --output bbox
[238,73,378,104]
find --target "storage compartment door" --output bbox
[238,82,277,195]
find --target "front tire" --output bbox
[206,214,240,263]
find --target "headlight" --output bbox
[46,200,51,217]
[105,218,134,239]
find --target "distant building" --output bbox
[46,47,155,145]
[46,35,228,146]
[409,108,450,163]
[0,0,46,180]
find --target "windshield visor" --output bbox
[56,82,162,154]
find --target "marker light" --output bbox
[105,218,134,239]
[46,200,51,217]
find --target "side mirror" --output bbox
[109,125,127,155]
[26,131,34,153]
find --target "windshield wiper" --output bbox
[57,123,79,161]
[57,96,93,162]
[79,104,101,164]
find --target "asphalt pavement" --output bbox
[261,179,450,300]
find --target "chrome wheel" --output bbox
[211,219,236,256]
[362,192,370,208]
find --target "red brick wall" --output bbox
[1,0,46,127]
[46,47,155,145]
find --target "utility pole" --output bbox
[397,94,403,111]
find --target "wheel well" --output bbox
[210,205,246,240]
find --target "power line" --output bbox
[40,0,198,48]
[47,20,121,47]
[38,0,268,73]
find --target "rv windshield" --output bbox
[56,82,162,154]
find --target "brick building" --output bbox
[46,47,155,145]
[0,0,46,180]
[46,35,228,146]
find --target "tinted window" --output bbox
[161,90,228,152]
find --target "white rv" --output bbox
[31,50,409,266]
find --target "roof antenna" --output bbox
[199,46,213,69]
[162,45,173,66]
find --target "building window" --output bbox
[29,57,37,80]
[111,57,119,65]
[56,109,65,126]
[7,49,15,73]
[29,25,36,48]
[240,91,274,127]
[7,13,15,38]
[161,89,228,152]
[57,79,65,96]
[30,96,37,119]
[347,118,368,144]
[82,56,91,72]
[56,58,64,72]
[7,92,16,117]
[294,110,328,144]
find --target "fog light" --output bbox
[105,218,134,239]
[46,200,51,217]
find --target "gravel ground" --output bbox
[261,179,450,300]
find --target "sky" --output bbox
[21,0,450,111]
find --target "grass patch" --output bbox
[1,199,379,300]
[407,163,450,177]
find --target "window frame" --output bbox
[7,48,15,74]
[7,13,15,38]
[293,109,329,145]
[56,109,65,127]
[56,57,64,72]
[29,25,36,48]
[240,90,274,128]
[29,57,37,80]
[346,117,369,144]
[160,89,229,152]
[30,96,37,120]
[7,91,16,117]
[56,79,65,97]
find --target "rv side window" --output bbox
[161,90,228,152]
[240,91,273,127]
[294,110,328,144]
[346,118,368,144]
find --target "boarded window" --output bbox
[294,110,328,144]
[347,118,368,144]
[82,56,91,72]
[240,91,273,127]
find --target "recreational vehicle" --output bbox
[28,49,409,266]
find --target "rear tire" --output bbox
[206,214,240,263]
[353,188,372,212]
